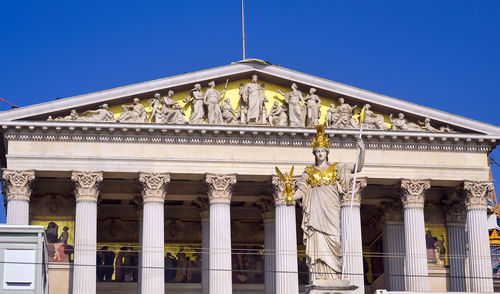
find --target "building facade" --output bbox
[0,60,499,294]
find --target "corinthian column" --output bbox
[340,177,367,294]
[381,201,405,291]
[256,198,276,294]
[139,173,170,294]
[400,179,430,292]
[194,197,210,294]
[463,181,494,293]
[205,174,236,294]
[445,202,467,292]
[272,176,299,294]
[2,169,35,225]
[71,171,103,294]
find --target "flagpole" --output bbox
[241,0,246,60]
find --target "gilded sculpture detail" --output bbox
[46,76,459,133]
[276,125,365,284]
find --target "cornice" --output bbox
[0,121,497,153]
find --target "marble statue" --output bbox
[304,88,321,127]
[148,93,162,123]
[278,83,305,127]
[389,113,421,131]
[184,83,205,124]
[269,101,288,127]
[241,75,268,123]
[361,104,388,130]
[79,104,114,122]
[291,125,365,282]
[204,81,226,125]
[419,117,455,133]
[161,90,187,124]
[117,98,147,123]
[325,104,338,128]
[220,98,238,124]
[237,83,248,124]
[48,109,79,121]
[258,83,269,124]
[332,98,358,129]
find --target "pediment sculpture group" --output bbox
[48,75,454,133]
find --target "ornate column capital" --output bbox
[463,181,493,210]
[381,200,404,223]
[138,172,170,203]
[71,171,103,202]
[256,198,275,221]
[271,176,299,206]
[445,202,466,225]
[1,169,35,202]
[340,177,367,207]
[194,196,210,219]
[400,179,430,208]
[205,174,236,204]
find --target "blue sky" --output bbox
[0,1,499,222]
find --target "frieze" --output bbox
[1,122,495,153]
[44,76,458,134]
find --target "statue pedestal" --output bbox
[304,280,358,294]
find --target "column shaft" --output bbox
[400,179,430,292]
[209,203,232,294]
[447,224,467,291]
[73,200,97,294]
[6,199,30,225]
[264,217,276,294]
[341,205,364,294]
[275,203,298,294]
[71,171,102,294]
[141,202,165,294]
[206,174,236,294]
[137,217,143,294]
[139,172,169,294]
[403,207,429,291]
[464,180,494,292]
[201,211,209,294]
[383,223,405,291]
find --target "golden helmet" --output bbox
[311,125,331,149]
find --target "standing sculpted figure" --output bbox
[291,125,365,282]
[204,81,225,124]
[389,113,421,131]
[162,90,187,124]
[269,101,288,127]
[183,83,205,124]
[278,83,305,127]
[332,98,358,129]
[259,83,269,124]
[304,88,321,127]
[361,104,388,130]
[148,93,162,123]
[242,75,267,123]
[325,104,338,128]
[237,83,248,124]
[117,98,147,123]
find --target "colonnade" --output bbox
[1,169,495,293]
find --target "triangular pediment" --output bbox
[0,60,498,135]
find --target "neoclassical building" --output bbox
[0,60,499,294]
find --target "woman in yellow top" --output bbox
[293,125,365,281]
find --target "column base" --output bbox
[303,280,358,294]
